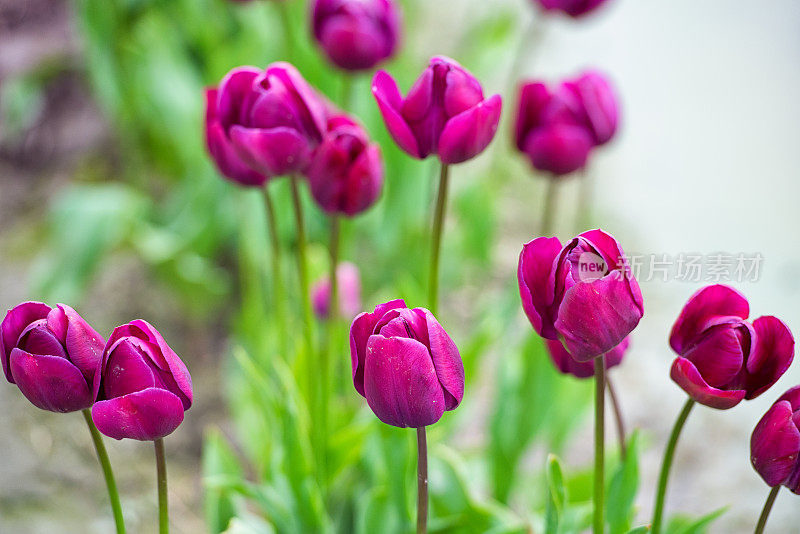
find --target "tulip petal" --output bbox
[555,269,642,361]
[92,387,185,441]
[670,285,750,355]
[320,16,385,71]
[342,144,383,216]
[350,299,407,396]
[751,399,800,488]
[57,305,104,383]
[518,237,563,339]
[417,308,464,410]
[230,125,312,176]
[670,357,745,409]
[579,229,643,314]
[372,71,421,158]
[217,67,261,131]
[1,301,51,383]
[438,94,502,164]
[266,62,328,139]
[514,82,552,151]
[545,337,628,379]
[128,320,193,409]
[9,348,93,412]
[523,122,593,176]
[681,325,745,388]
[742,316,795,400]
[363,335,445,428]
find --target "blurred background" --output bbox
[1,0,799,532]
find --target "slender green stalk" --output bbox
[277,0,295,60]
[541,177,558,236]
[341,74,355,112]
[576,167,591,231]
[428,163,450,315]
[154,438,169,534]
[593,357,606,534]
[754,486,780,534]
[416,427,429,534]
[606,375,627,459]
[319,215,340,480]
[651,398,695,534]
[82,409,126,534]
[289,176,315,370]
[262,185,287,356]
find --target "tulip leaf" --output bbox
[545,454,567,534]
[665,507,727,534]
[203,429,245,534]
[626,527,650,534]
[607,432,641,534]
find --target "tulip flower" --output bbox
[372,56,502,165]
[307,115,384,216]
[92,320,192,441]
[1,302,104,413]
[533,0,611,18]
[205,63,328,185]
[518,229,643,362]
[669,284,794,410]
[545,336,627,379]
[312,262,362,320]
[311,0,400,72]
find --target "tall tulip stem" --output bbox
[290,177,315,368]
[154,438,169,534]
[593,356,606,534]
[262,185,287,353]
[429,163,450,315]
[277,0,295,60]
[416,427,429,534]
[754,485,780,534]
[541,177,558,235]
[606,375,627,459]
[341,74,355,111]
[651,398,695,534]
[82,409,126,534]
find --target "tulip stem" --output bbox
[82,409,126,534]
[593,356,606,534]
[416,426,429,534]
[429,163,450,315]
[262,185,287,355]
[341,74,355,111]
[320,215,340,479]
[606,375,627,459]
[754,485,780,534]
[541,178,558,235]
[576,167,592,231]
[276,0,294,60]
[651,398,695,534]
[154,438,169,534]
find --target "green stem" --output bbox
[428,163,450,315]
[606,375,627,459]
[341,74,355,111]
[651,398,695,534]
[754,486,780,534]
[593,357,606,534]
[576,167,591,231]
[277,0,295,60]
[262,185,287,356]
[290,177,315,366]
[154,438,169,534]
[541,177,558,236]
[320,215,340,480]
[416,427,429,534]
[82,409,126,534]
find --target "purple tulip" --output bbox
[372,56,502,164]
[669,284,794,410]
[312,262,362,320]
[751,386,800,494]
[545,337,628,379]
[307,115,384,216]
[561,71,619,146]
[1,302,104,413]
[518,229,643,361]
[205,63,328,185]
[350,299,464,428]
[534,0,611,18]
[91,320,192,441]
[312,0,400,71]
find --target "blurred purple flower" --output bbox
[350,299,464,427]
[534,0,611,18]
[372,56,502,164]
[312,262,362,320]
[312,0,401,71]
[1,302,104,413]
[751,385,800,494]
[545,336,628,379]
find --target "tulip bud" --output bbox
[372,56,502,164]
[312,262,363,320]
[751,386,800,494]
[1,302,104,413]
[311,0,401,71]
[350,299,464,428]
[669,284,794,409]
[205,63,328,185]
[533,0,611,18]
[545,337,628,379]
[307,115,384,216]
[92,320,193,441]
[518,229,643,361]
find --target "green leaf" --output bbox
[545,455,567,534]
[203,429,245,534]
[665,507,727,534]
[607,432,641,534]
[625,527,650,534]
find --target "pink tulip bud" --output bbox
[312,262,363,319]
[751,386,800,494]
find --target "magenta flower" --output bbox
[545,337,628,379]
[205,63,328,186]
[92,320,193,441]
[307,115,384,216]
[1,302,104,413]
[350,299,464,428]
[372,56,502,164]
[312,262,362,320]
[312,0,400,71]
[518,229,643,361]
[533,0,611,18]
[669,284,794,410]
[561,71,619,146]
[751,385,800,494]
